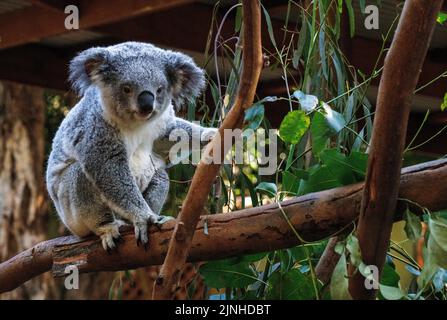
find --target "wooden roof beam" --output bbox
[0,0,193,50]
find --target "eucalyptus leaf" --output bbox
[437,12,447,24]
[199,260,258,288]
[441,92,447,111]
[255,182,278,198]
[297,165,341,195]
[379,284,405,300]
[403,209,422,241]
[282,171,301,195]
[322,103,346,133]
[267,269,317,300]
[330,252,352,300]
[345,0,355,37]
[244,103,264,130]
[418,214,447,288]
[320,149,356,185]
[293,90,319,112]
[310,112,332,155]
[279,110,311,144]
[346,234,361,267]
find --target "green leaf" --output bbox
[262,5,277,47]
[240,252,268,263]
[318,25,328,80]
[199,260,258,288]
[311,111,331,155]
[429,214,447,253]
[267,269,317,300]
[289,245,309,262]
[294,12,308,69]
[241,172,259,207]
[244,103,264,130]
[282,171,301,195]
[347,151,368,180]
[404,209,422,241]
[381,263,400,287]
[359,0,366,13]
[320,149,356,185]
[330,252,352,300]
[441,92,447,111]
[322,103,346,133]
[255,182,278,198]
[437,12,447,24]
[293,90,319,112]
[298,165,342,195]
[418,214,447,288]
[346,234,361,267]
[310,105,346,156]
[235,6,242,32]
[379,284,405,300]
[331,54,345,96]
[345,0,355,37]
[279,110,311,144]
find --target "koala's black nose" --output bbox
[137,91,154,113]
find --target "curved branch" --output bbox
[152,0,263,299]
[1,159,446,295]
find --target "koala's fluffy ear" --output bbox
[69,47,110,96]
[165,51,206,108]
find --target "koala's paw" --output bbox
[201,128,218,143]
[153,215,175,229]
[99,224,123,253]
[134,214,175,250]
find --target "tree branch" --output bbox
[348,0,444,299]
[152,0,263,299]
[1,159,446,295]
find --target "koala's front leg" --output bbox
[173,117,218,145]
[142,169,170,214]
[77,136,161,248]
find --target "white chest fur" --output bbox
[121,110,170,191]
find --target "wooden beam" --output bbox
[26,0,74,12]
[0,0,192,50]
[93,3,289,54]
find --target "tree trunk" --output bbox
[0,80,56,299]
[0,80,115,299]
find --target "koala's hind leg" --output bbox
[83,211,123,251]
[142,169,173,224]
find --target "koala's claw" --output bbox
[134,219,148,249]
[152,215,175,230]
[98,222,122,252]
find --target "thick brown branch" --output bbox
[348,0,444,299]
[1,159,446,295]
[152,0,263,299]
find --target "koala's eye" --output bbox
[156,86,164,95]
[122,85,132,94]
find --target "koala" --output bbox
[46,42,216,251]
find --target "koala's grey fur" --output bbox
[46,42,216,250]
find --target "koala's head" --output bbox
[69,42,205,123]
